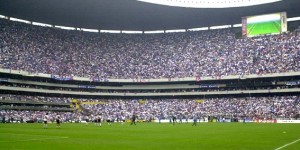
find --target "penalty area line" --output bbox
[0,137,69,143]
[274,138,300,150]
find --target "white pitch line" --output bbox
[0,137,69,143]
[274,138,300,150]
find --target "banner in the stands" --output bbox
[50,75,73,81]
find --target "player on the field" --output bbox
[179,114,183,124]
[85,115,89,126]
[121,115,125,125]
[172,115,176,125]
[192,115,197,126]
[169,115,172,124]
[56,114,61,128]
[130,114,136,125]
[185,115,188,123]
[107,116,112,126]
[242,116,246,123]
[43,113,49,129]
[158,115,162,124]
[96,115,102,126]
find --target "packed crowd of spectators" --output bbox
[0,19,300,123]
[0,94,72,114]
[0,110,76,123]
[0,18,299,79]
[0,94,70,104]
[81,96,300,120]
[1,95,299,123]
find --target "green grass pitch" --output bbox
[247,21,281,36]
[1,122,300,150]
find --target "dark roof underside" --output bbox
[0,0,300,30]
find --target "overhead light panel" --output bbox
[122,30,143,34]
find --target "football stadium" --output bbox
[0,0,300,149]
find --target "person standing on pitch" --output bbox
[179,114,183,124]
[192,115,197,126]
[121,115,125,125]
[56,114,61,128]
[185,115,189,123]
[43,113,49,129]
[131,114,136,125]
[158,115,162,124]
[172,115,176,126]
[85,115,90,126]
[99,115,102,126]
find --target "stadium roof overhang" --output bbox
[0,0,300,30]
[137,0,282,8]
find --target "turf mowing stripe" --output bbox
[274,138,300,150]
[0,136,69,143]
[0,133,69,143]
[1,133,65,137]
